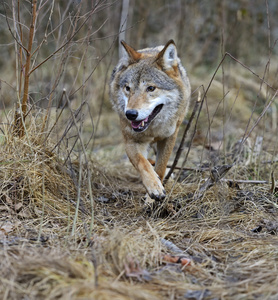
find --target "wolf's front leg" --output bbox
[125,142,166,201]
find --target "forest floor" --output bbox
[1,67,278,300]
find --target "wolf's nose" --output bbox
[125,109,138,120]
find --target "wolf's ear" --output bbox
[121,40,142,62]
[156,40,178,70]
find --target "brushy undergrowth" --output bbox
[0,109,278,300]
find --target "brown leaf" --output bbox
[124,256,151,281]
[162,254,191,267]
[0,222,14,238]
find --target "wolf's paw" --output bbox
[150,191,166,201]
[146,180,166,201]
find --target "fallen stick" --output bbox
[166,165,209,172]
[160,238,183,254]
[222,179,269,185]
[165,90,202,182]
[194,164,233,200]
[270,171,277,194]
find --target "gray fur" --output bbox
[110,41,191,140]
[109,40,191,200]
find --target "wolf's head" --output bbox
[111,40,184,133]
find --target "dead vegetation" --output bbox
[1,104,278,299]
[1,0,278,299]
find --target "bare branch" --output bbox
[29,2,100,75]
[164,90,202,182]
[193,165,233,201]
[3,1,28,53]
[21,0,37,116]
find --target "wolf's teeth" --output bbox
[142,121,145,127]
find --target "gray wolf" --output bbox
[110,40,191,201]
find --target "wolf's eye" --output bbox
[125,86,130,92]
[146,86,156,92]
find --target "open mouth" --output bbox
[131,104,163,132]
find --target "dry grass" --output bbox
[1,59,278,299]
[0,103,278,300]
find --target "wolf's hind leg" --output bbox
[155,128,179,181]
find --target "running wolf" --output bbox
[110,40,191,201]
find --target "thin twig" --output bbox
[71,152,82,236]
[174,88,206,183]
[87,168,95,236]
[92,39,117,149]
[225,52,277,92]
[30,0,55,59]
[70,37,117,97]
[17,0,23,97]
[166,165,210,172]
[193,164,233,201]
[40,3,82,136]
[3,1,28,53]
[169,52,278,185]
[160,238,183,254]
[222,179,269,185]
[51,99,87,153]
[43,90,68,141]
[262,159,278,164]
[29,3,98,75]
[241,89,278,145]
[164,90,202,182]
[270,171,276,194]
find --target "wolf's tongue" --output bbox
[131,116,149,129]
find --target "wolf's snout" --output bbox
[125,109,138,120]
